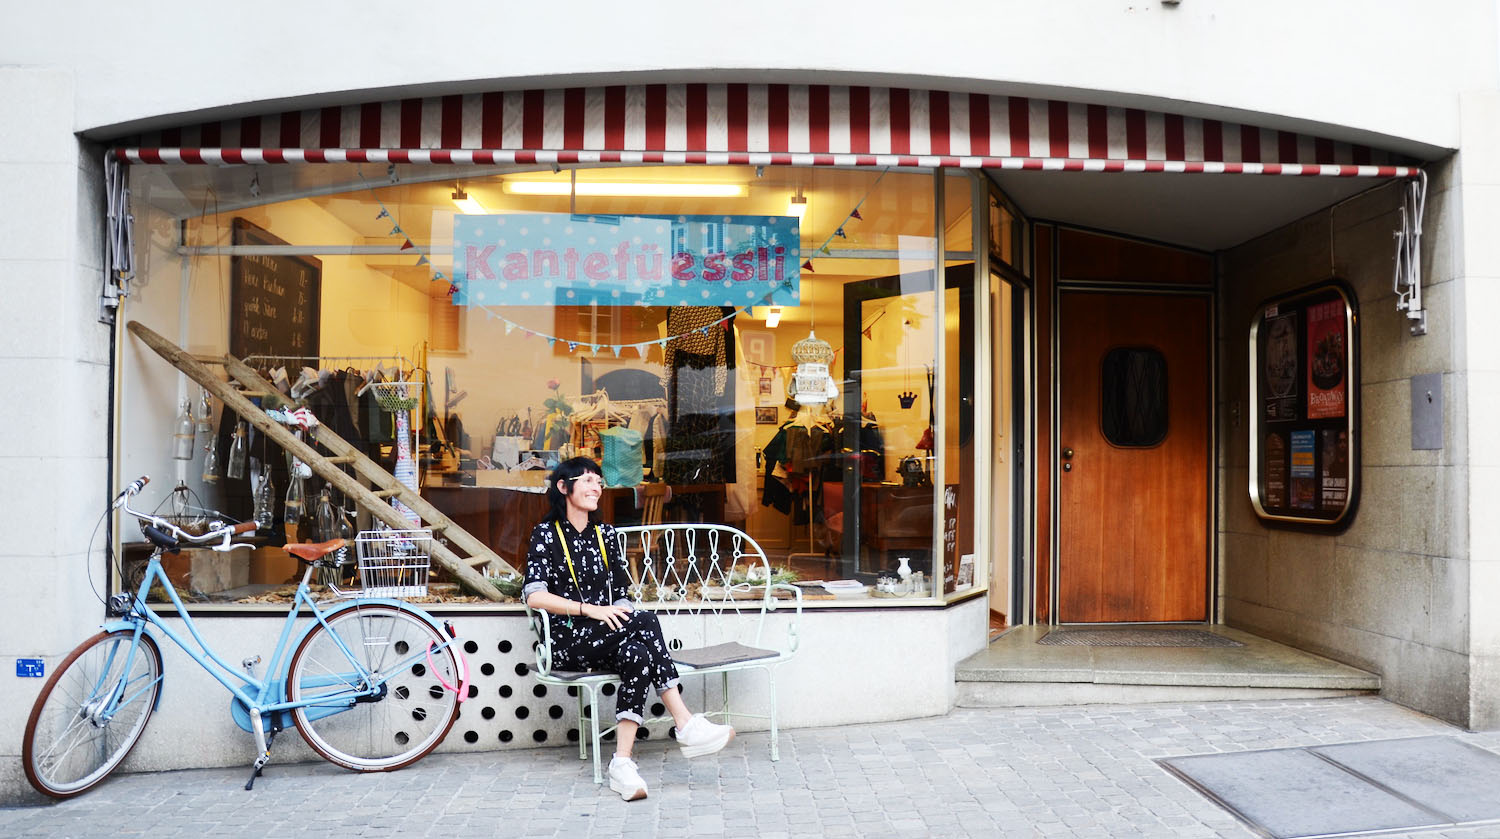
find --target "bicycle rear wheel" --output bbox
[23,629,163,798]
[287,603,460,771]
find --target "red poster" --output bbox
[1306,300,1346,419]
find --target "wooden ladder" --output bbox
[127,320,511,601]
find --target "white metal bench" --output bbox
[524,523,802,783]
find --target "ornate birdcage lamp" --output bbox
[789,330,837,406]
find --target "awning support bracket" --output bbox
[1394,170,1428,336]
[101,156,135,324]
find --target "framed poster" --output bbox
[230,218,321,360]
[1248,281,1358,526]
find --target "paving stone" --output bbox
[1,696,1475,838]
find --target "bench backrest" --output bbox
[612,523,778,650]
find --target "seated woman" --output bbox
[523,456,734,801]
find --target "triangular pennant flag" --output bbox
[862,327,873,339]
[567,341,577,352]
[433,270,445,280]
[547,338,557,348]
[447,284,459,296]
[612,345,622,357]
[801,260,815,272]
[504,321,515,334]
[849,208,862,221]
[376,208,390,220]
[819,245,831,255]
[416,255,429,266]
[401,239,414,251]
[390,224,403,236]
[834,227,847,238]
[635,343,649,358]
[591,344,600,353]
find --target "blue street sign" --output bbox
[16,658,44,678]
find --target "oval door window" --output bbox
[1100,347,1168,447]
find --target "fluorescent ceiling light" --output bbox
[787,192,808,218]
[503,181,746,198]
[451,186,487,214]
[765,306,782,328]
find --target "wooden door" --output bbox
[1057,291,1210,623]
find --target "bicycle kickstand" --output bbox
[245,712,277,791]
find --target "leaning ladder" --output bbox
[127,320,510,600]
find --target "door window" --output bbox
[1100,347,1167,447]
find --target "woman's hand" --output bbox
[582,602,632,630]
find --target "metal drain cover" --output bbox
[1037,628,1244,647]
[1160,736,1500,838]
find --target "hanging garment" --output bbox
[664,307,729,395]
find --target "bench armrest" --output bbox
[766,582,803,655]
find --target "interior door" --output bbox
[1057,291,1209,623]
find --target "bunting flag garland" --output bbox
[400,239,414,250]
[798,167,882,274]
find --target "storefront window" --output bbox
[118,163,983,608]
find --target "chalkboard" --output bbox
[230,218,321,360]
[942,483,960,593]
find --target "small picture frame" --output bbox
[758,376,773,398]
[754,406,779,425]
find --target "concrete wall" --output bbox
[6,1,1498,154]
[0,68,116,800]
[1217,157,1473,724]
[1458,91,1500,730]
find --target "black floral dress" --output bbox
[522,518,680,723]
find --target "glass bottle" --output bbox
[201,435,222,483]
[252,463,276,530]
[315,487,336,542]
[172,399,196,461]
[226,421,249,479]
[284,470,305,527]
[195,388,214,436]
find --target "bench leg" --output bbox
[588,685,605,784]
[767,667,780,762]
[576,690,589,762]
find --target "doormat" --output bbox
[1037,628,1244,647]
[1159,736,1500,838]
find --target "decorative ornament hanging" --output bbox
[789,330,838,406]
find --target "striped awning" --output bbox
[115,83,1418,177]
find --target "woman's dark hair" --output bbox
[544,457,604,523]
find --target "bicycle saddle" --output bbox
[285,539,346,562]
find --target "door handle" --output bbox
[1061,447,1073,460]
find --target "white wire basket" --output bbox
[352,528,431,599]
[361,380,424,412]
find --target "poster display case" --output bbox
[1248,281,1359,526]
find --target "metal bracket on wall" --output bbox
[1393,171,1427,336]
[100,156,134,324]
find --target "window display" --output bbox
[118,163,990,608]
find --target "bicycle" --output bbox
[22,476,471,798]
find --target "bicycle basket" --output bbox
[354,528,431,599]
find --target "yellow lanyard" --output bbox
[555,520,610,599]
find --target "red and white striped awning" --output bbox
[116,83,1418,177]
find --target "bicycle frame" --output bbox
[103,547,456,737]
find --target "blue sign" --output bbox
[16,658,43,678]
[1290,430,1316,478]
[452,214,800,308]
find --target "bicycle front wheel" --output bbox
[287,604,460,771]
[23,629,163,798]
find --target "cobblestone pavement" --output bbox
[6,696,1500,838]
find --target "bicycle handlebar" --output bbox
[117,475,258,552]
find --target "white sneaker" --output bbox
[675,713,735,758]
[607,755,648,801]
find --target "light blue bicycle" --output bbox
[22,476,469,798]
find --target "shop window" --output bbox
[1100,347,1168,447]
[119,163,975,609]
